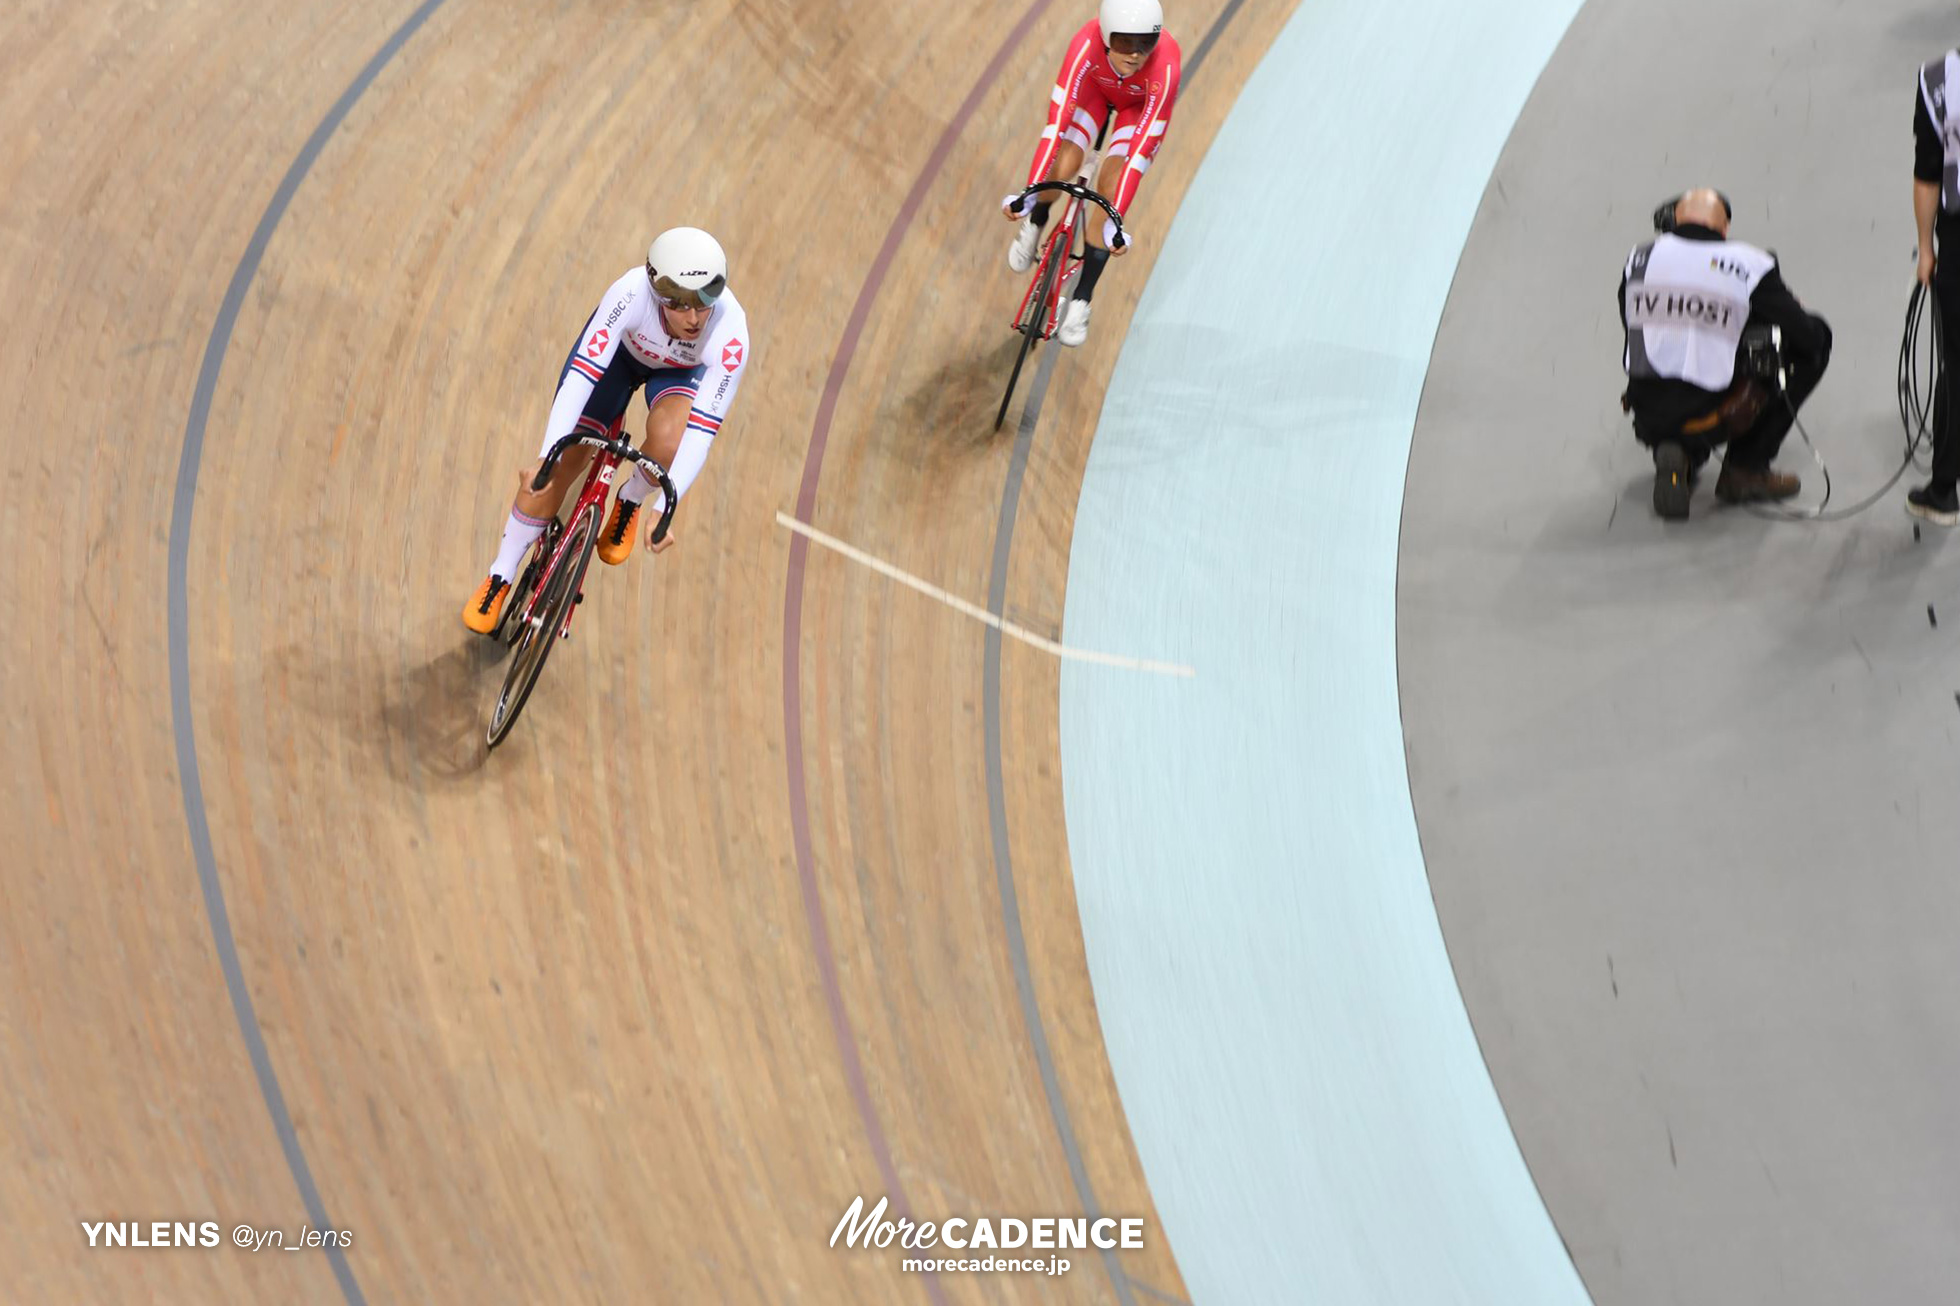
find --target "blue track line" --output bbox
[165,3,449,1301]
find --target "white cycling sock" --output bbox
[617,466,667,513]
[489,507,549,581]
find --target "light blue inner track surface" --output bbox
[1058,2,1591,1302]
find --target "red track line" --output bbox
[780,1,1058,1299]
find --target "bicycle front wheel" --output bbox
[996,241,1065,431]
[486,504,599,749]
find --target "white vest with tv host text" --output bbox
[1622,233,1775,392]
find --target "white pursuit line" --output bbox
[776,511,1196,679]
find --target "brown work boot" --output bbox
[1715,462,1800,504]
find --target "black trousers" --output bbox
[1629,320,1831,469]
[1927,243,1960,489]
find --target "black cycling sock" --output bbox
[1029,201,1052,229]
[1074,246,1111,302]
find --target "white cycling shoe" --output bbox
[1057,298,1092,347]
[1007,217,1040,273]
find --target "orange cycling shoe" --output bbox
[462,574,509,635]
[598,497,640,566]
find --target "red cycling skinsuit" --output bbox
[1023,19,1182,216]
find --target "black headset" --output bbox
[1652,191,1734,234]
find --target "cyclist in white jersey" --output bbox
[464,226,751,633]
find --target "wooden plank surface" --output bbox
[2,1,1292,1298]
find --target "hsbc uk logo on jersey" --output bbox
[722,339,744,372]
[585,328,610,358]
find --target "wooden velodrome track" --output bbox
[4,0,1294,1300]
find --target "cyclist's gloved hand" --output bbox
[1002,192,1037,219]
[1104,218,1132,255]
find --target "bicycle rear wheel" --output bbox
[996,239,1066,431]
[486,504,599,749]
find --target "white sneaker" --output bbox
[1057,298,1092,347]
[1007,218,1040,273]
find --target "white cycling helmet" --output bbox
[1098,0,1163,48]
[645,226,727,308]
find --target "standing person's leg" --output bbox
[1908,257,1960,523]
[1930,252,1960,489]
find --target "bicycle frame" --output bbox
[1012,195,1081,342]
[515,419,677,641]
[1007,182,1127,341]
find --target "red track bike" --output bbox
[484,421,676,749]
[995,175,1127,431]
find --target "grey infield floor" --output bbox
[1399,2,1960,1303]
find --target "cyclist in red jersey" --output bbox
[1003,0,1180,346]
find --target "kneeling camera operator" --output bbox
[1619,188,1834,521]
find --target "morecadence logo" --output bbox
[830,1194,1144,1278]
